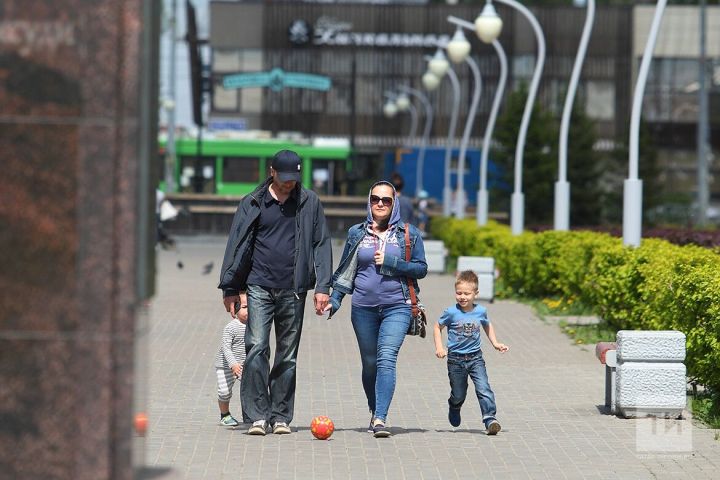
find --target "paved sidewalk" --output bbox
[143,236,719,479]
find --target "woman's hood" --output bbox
[366,180,402,227]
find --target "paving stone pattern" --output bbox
[145,237,719,479]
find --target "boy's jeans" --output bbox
[350,304,410,421]
[447,350,497,425]
[241,285,307,425]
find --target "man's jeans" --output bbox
[447,350,497,425]
[350,304,410,421]
[241,285,307,425]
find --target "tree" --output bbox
[492,85,557,226]
[567,102,603,226]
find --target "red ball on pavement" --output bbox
[310,415,334,440]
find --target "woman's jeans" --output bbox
[447,350,497,425]
[241,285,307,425]
[351,304,410,421]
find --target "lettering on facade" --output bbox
[289,16,449,48]
[0,21,75,56]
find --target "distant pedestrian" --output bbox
[215,317,247,427]
[218,149,333,436]
[433,270,509,434]
[390,172,416,226]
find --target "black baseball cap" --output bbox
[271,150,302,182]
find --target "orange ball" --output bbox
[134,412,148,436]
[310,415,334,440]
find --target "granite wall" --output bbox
[0,1,159,478]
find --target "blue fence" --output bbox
[383,146,508,204]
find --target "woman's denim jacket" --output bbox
[328,221,428,316]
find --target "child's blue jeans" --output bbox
[447,350,497,426]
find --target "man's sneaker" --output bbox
[448,407,461,427]
[219,414,239,427]
[247,420,268,436]
[372,418,391,438]
[272,422,291,434]
[486,419,501,435]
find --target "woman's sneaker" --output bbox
[372,418,391,438]
[367,415,375,433]
[486,419,501,435]
[219,414,239,427]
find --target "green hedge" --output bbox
[431,218,720,394]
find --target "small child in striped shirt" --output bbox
[215,317,247,427]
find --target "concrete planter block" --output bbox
[423,240,447,273]
[457,256,495,301]
[616,330,686,362]
[616,362,686,418]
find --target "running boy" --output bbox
[215,316,247,427]
[433,270,509,434]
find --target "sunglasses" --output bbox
[370,195,393,207]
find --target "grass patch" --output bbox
[557,320,616,346]
[689,393,720,430]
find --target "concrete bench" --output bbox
[595,341,617,414]
[423,240,447,273]
[456,256,495,302]
[615,330,686,419]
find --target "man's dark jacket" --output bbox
[218,178,333,298]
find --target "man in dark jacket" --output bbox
[218,150,332,436]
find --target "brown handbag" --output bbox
[404,227,427,337]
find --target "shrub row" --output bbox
[431,217,720,394]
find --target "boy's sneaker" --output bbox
[219,414,239,427]
[448,407,461,427]
[486,419,501,435]
[247,420,268,436]
[372,418,391,438]
[272,422,291,434]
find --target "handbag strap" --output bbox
[404,227,419,317]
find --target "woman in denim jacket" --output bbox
[323,181,427,437]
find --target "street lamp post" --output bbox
[398,85,434,196]
[427,49,461,217]
[556,0,595,231]
[477,39,508,225]
[624,0,668,247]
[487,0,546,235]
[446,21,483,219]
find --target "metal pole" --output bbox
[556,0,595,231]
[478,39,508,225]
[407,103,419,147]
[165,0,178,193]
[399,86,433,196]
[454,56,482,220]
[492,0,546,235]
[624,0,667,247]
[444,67,461,217]
[697,0,709,227]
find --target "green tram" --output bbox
[159,137,352,196]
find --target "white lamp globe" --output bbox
[395,93,410,111]
[446,28,471,64]
[428,49,450,78]
[422,71,441,91]
[383,101,398,118]
[475,3,503,44]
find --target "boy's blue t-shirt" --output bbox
[438,304,490,354]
